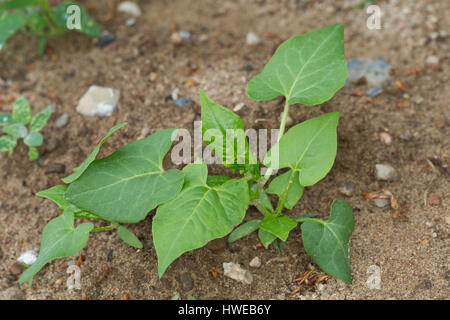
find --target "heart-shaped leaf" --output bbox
[247,24,347,106]
[19,211,94,285]
[260,213,298,241]
[66,128,184,223]
[265,112,339,187]
[62,122,127,183]
[153,162,249,277]
[301,199,355,283]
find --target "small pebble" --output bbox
[379,132,392,145]
[170,32,183,44]
[338,181,355,197]
[125,18,136,27]
[246,32,261,45]
[149,72,158,81]
[77,86,120,117]
[425,221,434,228]
[399,131,412,141]
[428,194,441,206]
[445,216,450,225]
[137,127,150,139]
[96,31,116,48]
[233,102,245,112]
[374,198,389,208]
[223,262,253,284]
[117,1,141,16]
[9,262,25,275]
[425,55,439,67]
[173,98,191,106]
[54,113,69,128]
[375,164,399,181]
[18,250,37,265]
[249,257,261,268]
[45,163,66,174]
[177,272,194,291]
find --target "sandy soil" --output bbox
[0,0,448,300]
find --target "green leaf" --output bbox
[153,162,249,277]
[265,112,339,187]
[2,123,27,138]
[0,113,12,125]
[228,219,261,243]
[247,24,347,106]
[249,183,274,213]
[301,199,355,283]
[12,96,32,124]
[24,132,43,147]
[259,213,297,241]
[266,169,303,210]
[0,134,16,152]
[206,175,231,187]
[0,0,37,12]
[30,107,51,132]
[258,228,277,249]
[28,147,38,160]
[18,211,94,285]
[200,89,259,176]
[117,226,143,249]
[37,185,97,218]
[66,128,184,223]
[62,122,127,184]
[52,2,100,37]
[0,12,23,50]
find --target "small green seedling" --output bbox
[19,24,355,286]
[0,0,100,55]
[0,96,51,160]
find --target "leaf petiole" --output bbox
[91,222,119,233]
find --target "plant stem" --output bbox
[253,99,291,217]
[294,217,325,224]
[91,223,119,233]
[262,99,291,183]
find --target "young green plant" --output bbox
[19,24,355,286]
[0,96,51,160]
[0,0,99,55]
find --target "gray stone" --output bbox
[76,86,120,117]
[249,257,261,268]
[338,181,355,197]
[54,113,69,128]
[375,164,399,181]
[374,198,389,208]
[117,1,141,16]
[177,272,194,291]
[223,262,253,284]
[246,32,261,45]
